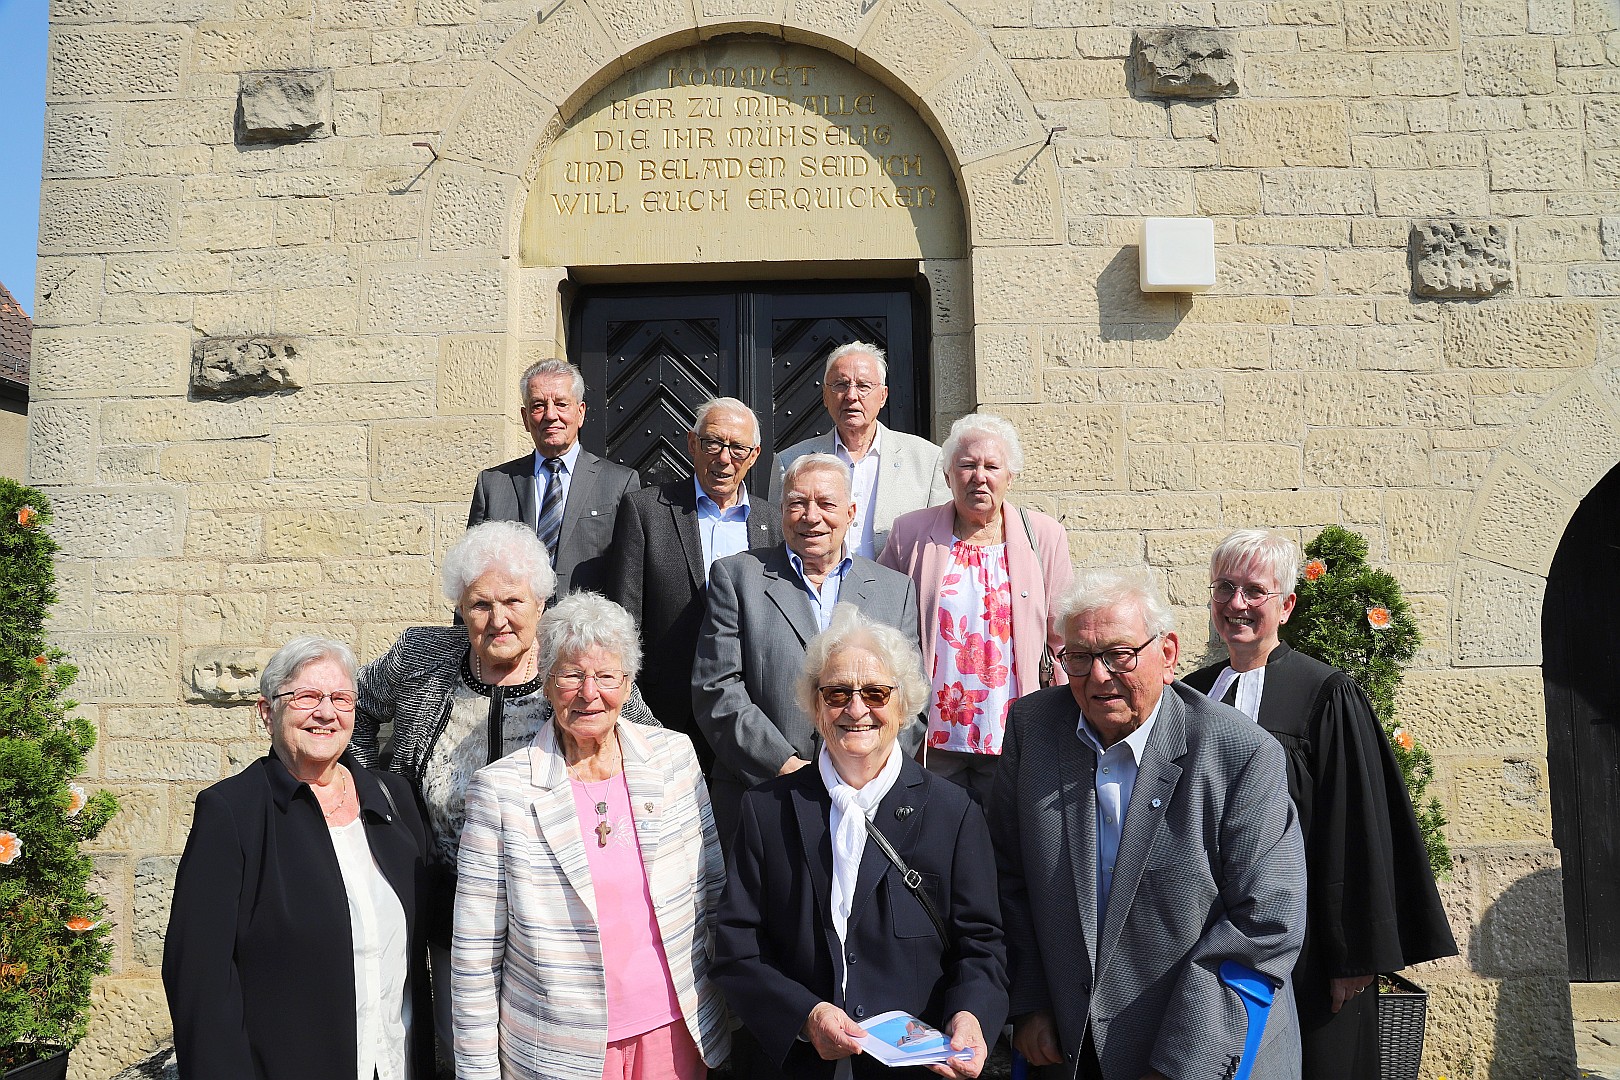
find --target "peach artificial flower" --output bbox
[64,916,101,933]
[65,785,87,818]
[34,655,46,665]
[1367,606,1392,629]
[16,505,37,527]
[1393,728,1415,752]
[1304,559,1326,582]
[0,831,21,865]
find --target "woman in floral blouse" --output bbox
[878,414,1073,800]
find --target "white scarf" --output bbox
[817,743,904,951]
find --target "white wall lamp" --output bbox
[1139,216,1216,293]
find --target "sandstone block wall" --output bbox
[31,0,1620,1075]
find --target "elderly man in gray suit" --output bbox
[991,568,1306,1080]
[770,341,948,559]
[695,452,921,845]
[467,358,640,594]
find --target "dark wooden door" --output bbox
[571,282,927,486]
[1544,461,1620,980]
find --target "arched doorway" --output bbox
[522,35,969,482]
[1544,459,1620,981]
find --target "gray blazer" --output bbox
[466,449,641,594]
[770,423,948,557]
[990,682,1306,1080]
[693,545,920,837]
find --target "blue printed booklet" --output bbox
[855,1011,975,1067]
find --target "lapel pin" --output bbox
[645,802,654,812]
[896,806,915,819]
[1150,798,1162,809]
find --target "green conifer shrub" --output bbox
[0,479,118,1069]
[1280,524,1450,879]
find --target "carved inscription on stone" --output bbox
[525,42,965,266]
[1410,219,1514,298]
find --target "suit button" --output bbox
[853,1005,866,1019]
[846,952,857,964]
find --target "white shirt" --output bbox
[833,425,883,560]
[329,816,410,1080]
[1207,665,1267,721]
[531,441,583,529]
[1074,695,1164,918]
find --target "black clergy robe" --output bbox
[1186,643,1456,1080]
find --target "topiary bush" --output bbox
[1280,525,1450,879]
[0,478,119,1070]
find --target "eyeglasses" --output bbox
[1209,580,1283,605]
[1057,637,1159,677]
[548,670,629,691]
[696,436,758,461]
[826,380,880,398]
[817,683,895,708]
[273,688,359,712]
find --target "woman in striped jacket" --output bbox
[453,591,730,1080]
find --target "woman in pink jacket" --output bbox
[878,413,1073,800]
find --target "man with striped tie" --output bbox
[467,359,641,596]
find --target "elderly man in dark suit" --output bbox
[695,453,921,846]
[467,358,640,594]
[991,568,1307,1080]
[609,397,783,764]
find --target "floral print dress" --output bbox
[928,540,1021,755]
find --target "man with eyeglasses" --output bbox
[990,568,1306,1080]
[1184,530,1455,1080]
[608,398,783,769]
[694,453,920,847]
[770,341,948,559]
[468,358,641,594]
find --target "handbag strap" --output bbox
[861,815,950,949]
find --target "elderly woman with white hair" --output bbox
[878,413,1073,799]
[453,591,729,1080]
[713,603,1008,1080]
[353,520,658,1048]
[1183,529,1455,1080]
[165,636,433,1080]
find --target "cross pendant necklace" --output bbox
[594,818,613,846]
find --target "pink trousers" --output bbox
[601,1020,706,1080]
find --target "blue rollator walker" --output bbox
[1007,961,1276,1080]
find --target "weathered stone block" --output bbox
[1132,29,1239,97]
[364,264,505,333]
[1462,40,1557,96]
[1217,100,1349,167]
[1304,428,1428,487]
[133,856,180,967]
[50,490,184,561]
[1509,380,1620,498]
[1463,454,1578,576]
[236,69,334,144]
[39,178,180,256]
[1397,668,1546,753]
[191,335,303,395]
[51,632,175,704]
[371,420,501,502]
[860,0,980,93]
[1454,557,1544,666]
[185,646,278,703]
[926,48,1044,163]
[1344,0,1456,47]
[1442,301,1598,368]
[428,165,514,252]
[1410,219,1514,298]
[999,404,1124,489]
[1445,756,1551,843]
[1488,131,1586,192]
[48,27,185,99]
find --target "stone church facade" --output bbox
[30,0,1619,1074]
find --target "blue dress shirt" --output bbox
[530,441,581,529]
[694,476,754,579]
[1074,693,1164,919]
[787,545,853,633]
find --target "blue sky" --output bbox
[0,0,46,316]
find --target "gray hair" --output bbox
[941,413,1025,477]
[260,635,357,705]
[1211,527,1296,595]
[782,452,852,501]
[537,591,642,682]
[1210,529,1301,596]
[520,358,586,406]
[798,603,929,721]
[823,341,888,383]
[441,520,558,609]
[1054,568,1176,639]
[692,396,761,445]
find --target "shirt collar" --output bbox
[1075,691,1165,765]
[787,544,853,584]
[833,423,883,460]
[534,441,582,476]
[693,474,752,517]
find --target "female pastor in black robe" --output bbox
[1188,535,1457,1080]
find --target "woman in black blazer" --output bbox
[713,604,1008,1080]
[163,636,432,1080]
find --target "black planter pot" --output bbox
[1379,971,1429,1080]
[1,1047,68,1080]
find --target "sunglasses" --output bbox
[817,683,895,708]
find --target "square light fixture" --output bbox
[1139,216,1216,293]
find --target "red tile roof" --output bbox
[0,282,29,389]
